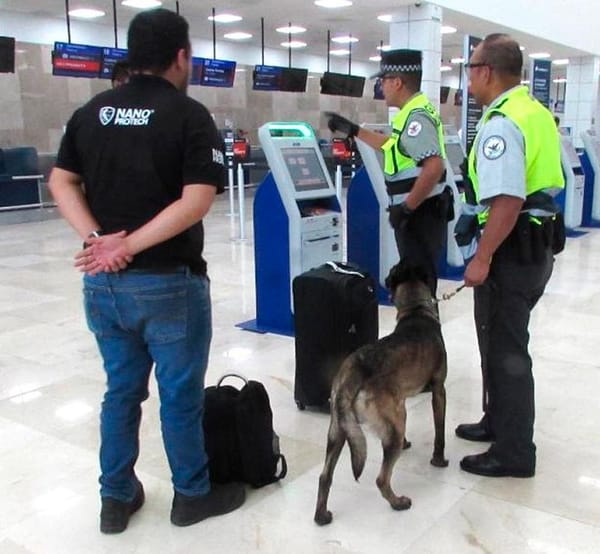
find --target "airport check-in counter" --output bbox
[558,135,585,229]
[238,122,342,335]
[579,130,600,226]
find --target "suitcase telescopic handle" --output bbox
[325,261,365,278]
[216,373,249,388]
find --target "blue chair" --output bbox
[0,146,43,209]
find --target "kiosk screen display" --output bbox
[253,65,308,92]
[280,67,308,92]
[253,65,282,90]
[445,142,465,177]
[281,147,330,192]
[373,78,384,100]
[100,47,128,79]
[52,41,103,78]
[440,86,450,104]
[191,57,236,87]
[320,72,365,97]
[0,36,15,73]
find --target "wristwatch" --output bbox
[83,229,103,248]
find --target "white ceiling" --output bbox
[0,0,590,77]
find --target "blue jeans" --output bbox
[83,268,212,502]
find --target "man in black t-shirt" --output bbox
[49,9,245,534]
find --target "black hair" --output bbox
[480,33,523,77]
[398,71,422,93]
[127,8,190,73]
[111,60,130,83]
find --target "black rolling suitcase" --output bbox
[292,261,378,410]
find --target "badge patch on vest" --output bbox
[407,121,422,137]
[482,135,506,160]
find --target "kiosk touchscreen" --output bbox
[580,130,600,225]
[558,135,585,229]
[238,122,342,335]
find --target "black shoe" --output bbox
[170,482,246,527]
[100,483,145,534]
[455,418,495,442]
[460,451,535,478]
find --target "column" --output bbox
[564,56,600,147]
[386,2,443,109]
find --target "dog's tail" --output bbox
[335,361,367,481]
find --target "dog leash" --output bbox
[434,283,466,303]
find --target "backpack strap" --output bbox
[216,373,248,389]
[274,453,288,481]
[325,261,365,278]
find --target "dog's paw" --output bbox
[390,495,412,511]
[403,438,412,450]
[430,456,449,468]
[314,510,333,526]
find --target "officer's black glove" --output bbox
[325,111,360,138]
[388,202,414,229]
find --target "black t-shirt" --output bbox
[55,74,225,275]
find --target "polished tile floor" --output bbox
[1,194,599,553]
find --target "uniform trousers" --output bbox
[474,244,553,469]
[393,194,447,296]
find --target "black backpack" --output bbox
[203,374,287,488]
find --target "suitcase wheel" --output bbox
[296,400,306,411]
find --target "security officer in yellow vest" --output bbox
[455,34,564,477]
[325,49,452,296]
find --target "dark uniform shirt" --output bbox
[56,74,225,275]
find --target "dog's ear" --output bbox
[385,262,402,291]
[385,260,430,291]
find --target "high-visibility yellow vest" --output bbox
[468,86,564,225]
[381,93,446,195]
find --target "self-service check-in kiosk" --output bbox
[440,129,465,277]
[347,124,462,302]
[238,122,342,335]
[579,130,600,226]
[557,134,585,231]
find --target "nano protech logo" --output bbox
[99,106,155,127]
[99,106,115,126]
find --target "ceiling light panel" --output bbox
[330,48,350,56]
[208,14,242,23]
[121,0,162,8]
[69,8,105,19]
[281,41,307,48]
[276,25,307,34]
[331,36,359,44]
[224,32,252,40]
[314,0,353,8]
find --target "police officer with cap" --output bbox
[325,48,451,296]
[455,34,564,477]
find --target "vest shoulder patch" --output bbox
[482,135,506,160]
[407,120,422,137]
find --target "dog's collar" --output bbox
[394,299,439,322]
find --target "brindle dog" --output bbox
[314,261,448,525]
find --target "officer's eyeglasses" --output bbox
[464,62,490,75]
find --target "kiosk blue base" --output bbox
[237,173,295,336]
[579,150,600,228]
[347,166,389,303]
